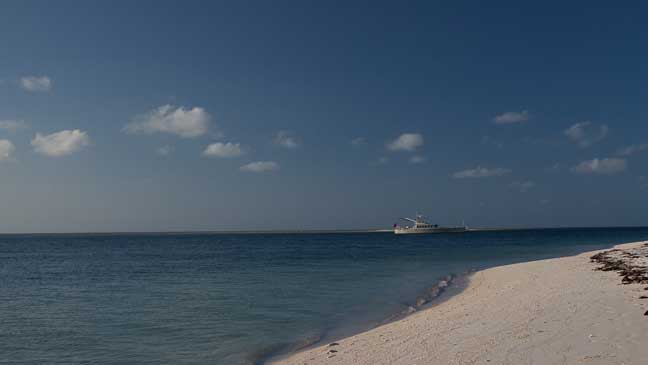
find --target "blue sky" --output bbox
[1,1,647,232]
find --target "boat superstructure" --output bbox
[393,214,467,234]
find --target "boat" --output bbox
[393,214,467,234]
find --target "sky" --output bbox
[1,1,648,233]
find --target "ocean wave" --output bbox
[379,270,473,325]
[251,331,324,365]
[261,270,475,364]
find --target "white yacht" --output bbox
[393,214,467,234]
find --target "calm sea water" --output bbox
[2,228,648,364]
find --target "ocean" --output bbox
[2,228,648,364]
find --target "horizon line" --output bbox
[0,225,647,236]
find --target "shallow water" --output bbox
[1,228,647,364]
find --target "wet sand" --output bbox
[270,241,648,365]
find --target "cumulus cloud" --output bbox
[616,143,648,156]
[387,133,423,151]
[571,158,626,174]
[240,161,279,172]
[20,75,52,92]
[156,145,173,156]
[124,105,210,138]
[493,110,529,124]
[452,166,511,179]
[0,139,15,160]
[274,131,300,149]
[31,129,90,157]
[203,142,243,158]
[410,155,426,164]
[510,180,535,192]
[564,121,608,147]
[0,120,27,132]
[351,137,366,146]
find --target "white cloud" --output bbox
[124,105,210,138]
[31,129,90,157]
[571,158,626,175]
[616,143,648,156]
[564,121,608,147]
[493,110,529,124]
[387,133,423,151]
[203,142,243,158]
[240,161,279,172]
[410,155,426,164]
[20,75,52,92]
[0,120,27,132]
[452,166,511,179]
[510,180,535,192]
[0,139,15,160]
[351,137,366,146]
[156,145,173,156]
[274,131,300,149]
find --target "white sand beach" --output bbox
[271,241,648,365]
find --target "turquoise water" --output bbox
[1,228,648,364]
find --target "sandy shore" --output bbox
[270,241,648,365]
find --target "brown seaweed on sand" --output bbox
[590,243,648,285]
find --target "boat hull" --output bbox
[394,227,467,234]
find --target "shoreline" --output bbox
[257,272,472,365]
[270,240,648,364]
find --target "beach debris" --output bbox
[592,244,648,317]
[590,244,648,285]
